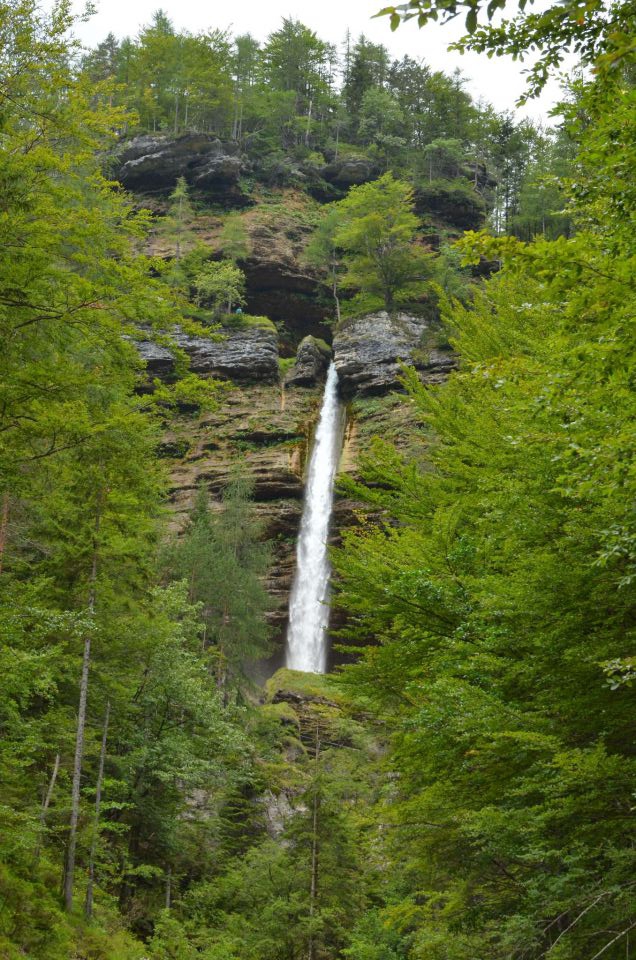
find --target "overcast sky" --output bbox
[70,0,566,124]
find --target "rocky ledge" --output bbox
[320,156,377,188]
[333,311,456,398]
[112,134,249,204]
[137,321,280,384]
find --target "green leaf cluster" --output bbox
[331,72,636,960]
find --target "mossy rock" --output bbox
[304,335,331,355]
[265,668,343,706]
[221,313,277,333]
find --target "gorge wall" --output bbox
[124,133,466,666]
[143,309,455,667]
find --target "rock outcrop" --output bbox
[134,340,176,379]
[285,336,331,388]
[242,215,330,349]
[320,156,377,188]
[333,311,456,398]
[414,181,486,232]
[172,325,279,383]
[137,321,280,384]
[112,134,249,204]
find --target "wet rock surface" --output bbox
[166,383,322,650]
[333,311,456,398]
[285,336,331,387]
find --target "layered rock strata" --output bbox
[333,311,456,397]
[136,322,280,384]
[165,382,322,652]
[113,133,249,204]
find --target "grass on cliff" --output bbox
[304,335,331,354]
[265,668,344,705]
[221,313,277,332]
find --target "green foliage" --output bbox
[0,2,245,952]
[164,177,195,266]
[3,1,633,958]
[221,313,277,331]
[194,260,247,315]
[416,178,487,231]
[357,87,407,168]
[332,72,636,960]
[304,204,346,321]
[163,476,272,698]
[511,123,574,240]
[81,11,553,239]
[430,242,473,303]
[376,0,636,102]
[165,670,379,960]
[219,214,251,262]
[331,173,433,310]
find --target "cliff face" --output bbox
[144,307,453,666]
[123,135,468,665]
[138,321,280,383]
[113,134,250,205]
[150,327,324,657]
[333,311,455,398]
[115,132,488,350]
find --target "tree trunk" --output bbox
[64,509,100,912]
[331,261,341,324]
[165,867,172,910]
[34,752,60,865]
[308,726,320,960]
[305,98,313,148]
[84,700,110,919]
[176,194,183,262]
[232,90,240,140]
[0,492,9,574]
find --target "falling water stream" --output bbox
[286,362,344,673]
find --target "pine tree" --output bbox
[165,474,271,699]
[164,176,195,264]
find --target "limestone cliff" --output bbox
[141,307,454,668]
[120,134,471,666]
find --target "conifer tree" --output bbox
[164,176,195,263]
[165,474,271,699]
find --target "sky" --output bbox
[69,0,566,124]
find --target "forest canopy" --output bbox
[0,0,634,958]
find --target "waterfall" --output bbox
[286,362,344,674]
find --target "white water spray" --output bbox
[286,362,344,673]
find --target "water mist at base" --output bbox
[286,362,344,674]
